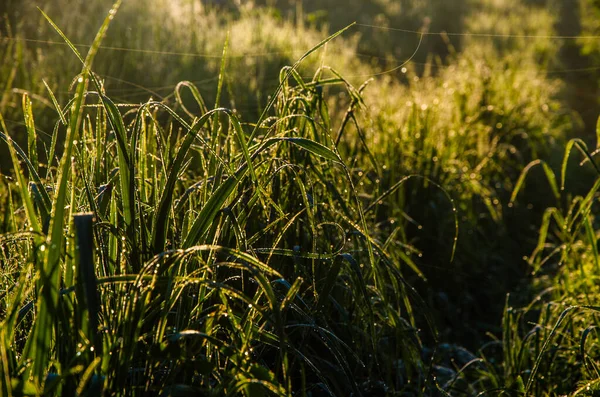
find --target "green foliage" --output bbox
[0,0,370,163]
[255,0,468,66]
[578,0,600,58]
[347,23,569,345]
[441,128,600,396]
[0,6,427,395]
[2,0,600,395]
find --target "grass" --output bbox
[0,0,372,162]
[348,0,571,346]
[442,136,600,395]
[2,0,600,395]
[0,4,426,394]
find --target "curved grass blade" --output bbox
[99,94,140,269]
[174,81,209,120]
[580,326,600,378]
[248,23,356,143]
[511,159,559,204]
[42,80,67,125]
[562,139,600,190]
[272,137,341,163]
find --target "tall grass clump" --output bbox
[336,0,572,343]
[466,0,559,62]
[437,131,600,395]
[0,4,436,395]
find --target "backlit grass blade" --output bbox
[529,207,561,269]
[37,8,84,63]
[0,114,42,235]
[22,1,121,387]
[146,101,232,170]
[525,306,578,393]
[0,131,52,215]
[22,94,38,172]
[212,33,228,145]
[174,81,209,120]
[562,139,600,190]
[280,277,303,312]
[511,160,546,204]
[28,182,50,229]
[47,123,60,173]
[584,214,600,274]
[75,357,102,395]
[580,326,600,378]
[43,80,67,125]
[99,94,137,268]
[230,113,259,184]
[0,261,32,396]
[182,166,248,249]
[248,23,355,143]
[0,328,13,397]
[272,137,342,163]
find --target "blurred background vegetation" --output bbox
[3,0,600,394]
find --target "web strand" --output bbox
[355,23,600,40]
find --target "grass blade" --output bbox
[22,94,38,172]
[22,1,121,386]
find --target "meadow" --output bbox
[1,0,600,395]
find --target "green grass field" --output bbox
[2,0,600,395]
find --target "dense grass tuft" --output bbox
[0,6,429,395]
